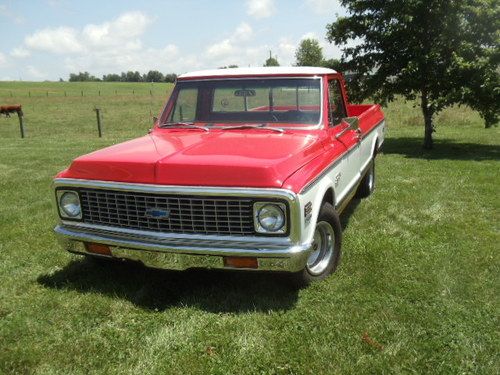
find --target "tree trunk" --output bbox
[421,90,434,149]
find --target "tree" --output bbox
[164,73,177,83]
[144,70,164,82]
[218,65,239,69]
[264,51,280,66]
[295,38,324,67]
[322,58,341,71]
[125,71,142,82]
[68,71,100,82]
[102,73,121,82]
[326,0,499,148]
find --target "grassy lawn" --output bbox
[0,82,498,374]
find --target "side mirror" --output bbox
[342,116,359,130]
[335,116,360,139]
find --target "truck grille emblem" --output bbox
[145,208,170,219]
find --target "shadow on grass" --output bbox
[383,137,500,161]
[38,258,299,313]
[339,198,361,231]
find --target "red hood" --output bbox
[62,129,325,188]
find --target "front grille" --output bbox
[79,189,256,236]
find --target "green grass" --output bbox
[0,81,499,374]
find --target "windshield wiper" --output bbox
[159,122,209,132]
[221,123,284,133]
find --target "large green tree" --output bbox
[327,0,499,149]
[295,38,324,67]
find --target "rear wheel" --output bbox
[356,158,375,198]
[291,202,342,287]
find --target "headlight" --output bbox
[254,203,287,234]
[58,191,81,219]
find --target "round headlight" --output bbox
[257,204,285,232]
[60,191,81,217]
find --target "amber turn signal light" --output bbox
[84,242,112,256]
[223,256,258,269]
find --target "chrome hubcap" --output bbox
[306,221,335,275]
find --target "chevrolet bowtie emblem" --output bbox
[145,208,170,219]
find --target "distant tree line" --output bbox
[68,71,178,83]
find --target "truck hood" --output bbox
[63,129,324,188]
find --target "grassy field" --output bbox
[0,81,498,374]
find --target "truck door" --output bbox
[326,76,362,202]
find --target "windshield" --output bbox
[161,78,322,126]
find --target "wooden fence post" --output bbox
[18,109,25,138]
[94,108,103,137]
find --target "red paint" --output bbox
[58,73,384,193]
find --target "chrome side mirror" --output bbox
[343,116,359,130]
[336,116,360,139]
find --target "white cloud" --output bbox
[300,31,320,41]
[25,26,83,54]
[205,22,254,59]
[157,44,180,58]
[0,52,7,67]
[82,11,153,48]
[233,22,253,42]
[27,65,47,79]
[277,37,297,63]
[246,0,275,19]
[20,11,178,75]
[305,0,342,14]
[10,47,31,58]
[24,11,153,57]
[206,39,234,59]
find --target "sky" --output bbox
[0,0,348,81]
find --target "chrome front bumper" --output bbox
[55,224,312,272]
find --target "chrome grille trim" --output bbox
[53,178,301,243]
[79,189,256,236]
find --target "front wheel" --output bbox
[291,202,342,287]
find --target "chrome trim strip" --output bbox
[55,224,311,260]
[59,222,294,248]
[53,178,297,199]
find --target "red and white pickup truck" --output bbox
[53,67,385,284]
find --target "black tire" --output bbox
[356,158,375,198]
[291,202,342,287]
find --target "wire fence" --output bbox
[0,85,173,139]
[1,89,172,98]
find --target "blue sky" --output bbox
[0,0,347,81]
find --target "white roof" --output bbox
[178,66,337,79]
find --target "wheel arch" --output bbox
[299,178,337,245]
